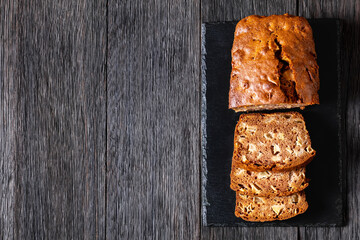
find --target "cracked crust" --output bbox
[230,166,309,196]
[235,191,308,222]
[229,14,320,112]
[232,112,316,172]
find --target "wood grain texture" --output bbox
[0,0,359,239]
[0,1,17,239]
[299,1,360,239]
[106,0,201,239]
[14,1,107,239]
[201,1,298,239]
[201,0,298,22]
[201,227,299,240]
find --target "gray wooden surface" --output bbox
[0,0,359,239]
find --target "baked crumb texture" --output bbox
[230,112,315,221]
[232,112,315,172]
[230,166,309,197]
[229,14,320,112]
[235,191,308,222]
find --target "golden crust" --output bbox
[229,14,320,112]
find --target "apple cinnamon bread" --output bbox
[230,166,309,196]
[235,191,308,222]
[232,112,315,172]
[229,14,319,112]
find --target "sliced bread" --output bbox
[235,191,308,222]
[230,166,309,196]
[232,112,315,171]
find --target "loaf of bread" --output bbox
[230,166,309,196]
[229,14,319,112]
[235,191,308,222]
[232,112,315,172]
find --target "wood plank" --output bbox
[201,0,298,22]
[201,0,298,239]
[300,227,342,240]
[14,1,107,239]
[0,0,17,239]
[106,1,201,239]
[201,227,299,240]
[299,0,360,239]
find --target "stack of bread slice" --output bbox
[230,112,315,222]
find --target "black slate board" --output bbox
[201,19,344,227]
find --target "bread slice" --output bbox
[229,14,320,112]
[235,191,308,222]
[232,112,315,172]
[230,166,309,196]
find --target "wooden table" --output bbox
[0,0,358,239]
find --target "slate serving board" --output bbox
[201,19,344,227]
